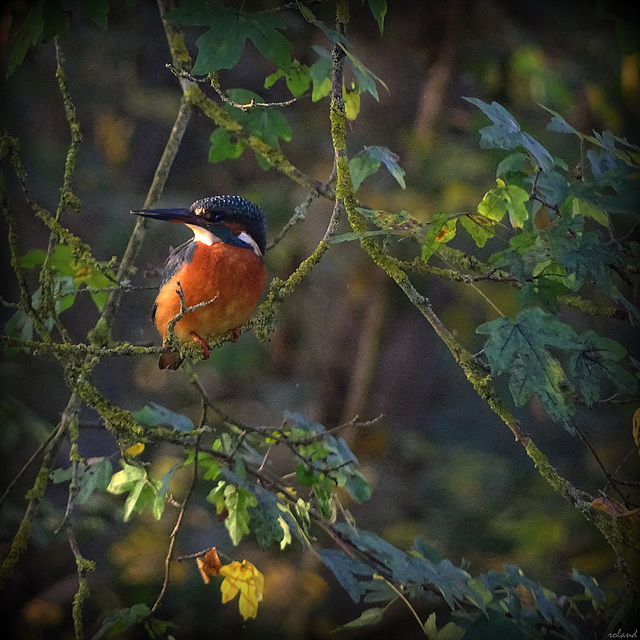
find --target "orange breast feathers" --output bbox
[153,241,266,344]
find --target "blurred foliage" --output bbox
[1,0,639,639]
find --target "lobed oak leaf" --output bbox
[196,547,222,584]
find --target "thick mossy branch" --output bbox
[65,364,144,445]
[254,241,331,340]
[0,335,160,358]
[327,1,637,585]
[183,85,332,198]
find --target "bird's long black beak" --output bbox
[131,208,198,225]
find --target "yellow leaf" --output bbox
[632,407,640,448]
[345,89,360,121]
[125,442,145,457]
[219,560,264,620]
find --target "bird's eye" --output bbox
[210,214,223,223]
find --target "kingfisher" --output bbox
[131,195,267,370]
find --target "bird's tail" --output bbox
[158,349,184,370]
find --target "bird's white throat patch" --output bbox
[188,225,219,246]
[187,225,262,256]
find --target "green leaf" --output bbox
[168,2,291,73]
[91,603,150,640]
[460,214,497,248]
[496,152,529,179]
[548,221,617,295]
[335,607,385,630]
[349,153,381,191]
[464,97,554,171]
[366,146,406,188]
[424,613,466,640]
[225,88,291,151]
[569,330,637,405]
[368,0,387,35]
[286,63,311,96]
[53,276,77,314]
[341,46,387,101]
[502,183,530,227]
[572,569,607,602]
[207,482,257,545]
[412,536,443,563]
[55,457,113,504]
[7,2,44,78]
[571,197,608,226]
[106,462,147,494]
[345,472,372,503]
[296,1,317,23]
[310,56,332,101]
[318,549,379,603]
[247,504,288,550]
[41,0,71,42]
[422,214,458,260]
[106,461,167,521]
[79,0,109,30]
[132,402,194,431]
[19,249,48,269]
[209,127,245,163]
[529,168,568,208]
[477,188,507,221]
[4,309,34,357]
[244,11,292,71]
[547,113,578,134]
[224,485,258,545]
[477,307,582,430]
[192,16,249,73]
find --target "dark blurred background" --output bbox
[1,0,638,638]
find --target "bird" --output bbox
[131,195,267,370]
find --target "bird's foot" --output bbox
[190,331,211,359]
[231,328,240,342]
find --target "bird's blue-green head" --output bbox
[132,195,267,255]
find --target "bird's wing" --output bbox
[160,239,197,286]
[151,239,197,323]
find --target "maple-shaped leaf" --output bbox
[196,547,222,584]
[219,560,264,620]
[548,223,618,297]
[422,213,458,260]
[464,97,554,171]
[207,482,257,545]
[569,330,638,406]
[107,461,175,521]
[165,1,291,73]
[477,307,582,431]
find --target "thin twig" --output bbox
[152,432,201,614]
[574,423,631,507]
[165,64,303,109]
[0,425,62,507]
[265,189,318,251]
